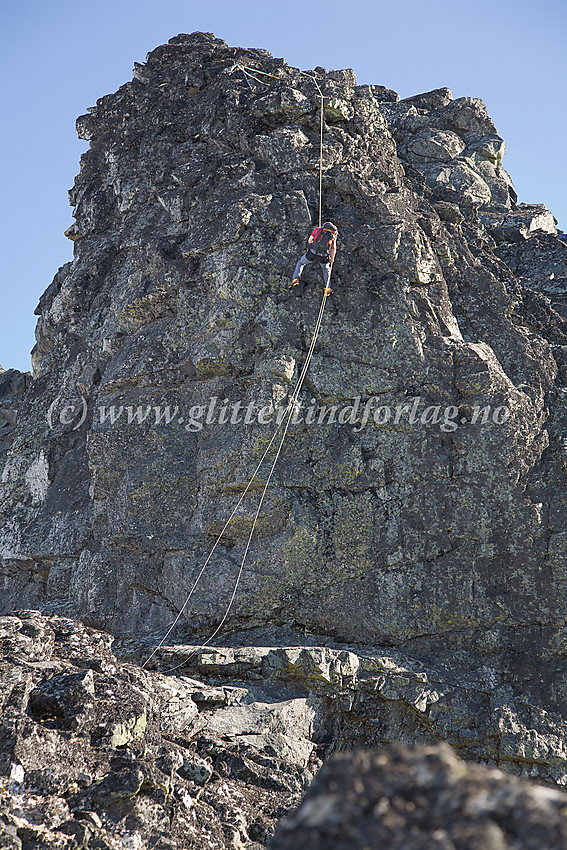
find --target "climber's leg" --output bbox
[290,254,312,288]
[320,262,333,294]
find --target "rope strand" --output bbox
[159,289,329,674]
[141,354,315,668]
[319,95,324,227]
[143,62,330,672]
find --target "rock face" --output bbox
[3,30,567,791]
[135,634,567,787]
[272,742,567,849]
[0,369,31,463]
[4,611,567,849]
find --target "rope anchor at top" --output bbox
[227,63,327,224]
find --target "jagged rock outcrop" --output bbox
[4,611,567,849]
[136,635,567,787]
[0,369,31,463]
[272,742,567,849]
[3,31,567,792]
[0,611,310,848]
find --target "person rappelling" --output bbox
[290,222,338,295]
[144,70,337,670]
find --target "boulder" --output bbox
[402,86,453,110]
[406,128,466,161]
[272,743,567,850]
[439,96,498,135]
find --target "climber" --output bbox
[290,222,338,295]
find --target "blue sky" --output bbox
[1,0,566,372]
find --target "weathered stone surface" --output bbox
[402,86,453,111]
[406,128,466,162]
[139,639,567,787]
[0,369,31,464]
[3,30,567,815]
[383,92,517,209]
[5,612,567,848]
[0,612,314,848]
[355,83,399,103]
[482,203,557,243]
[271,742,567,850]
[440,96,498,135]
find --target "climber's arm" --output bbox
[330,238,337,264]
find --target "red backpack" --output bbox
[307,226,336,260]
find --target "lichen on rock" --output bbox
[2,33,567,844]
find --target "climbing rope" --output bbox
[297,71,325,227]
[236,64,326,226]
[142,63,331,672]
[156,290,330,674]
[238,65,283,82]
[142,292,326,670]
[318,93,324,227]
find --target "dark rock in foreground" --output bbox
[272,742,567,850]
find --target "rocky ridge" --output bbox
[0,369,31,464]
[4,610,567,849]
[2,29,567,831]
[1,611,308,848]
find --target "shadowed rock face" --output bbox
[0,369,31,463]
[2,31,567,781]
[271,742,567,850]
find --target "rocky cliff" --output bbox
[3,30,567,794]
[0,370,31,465]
